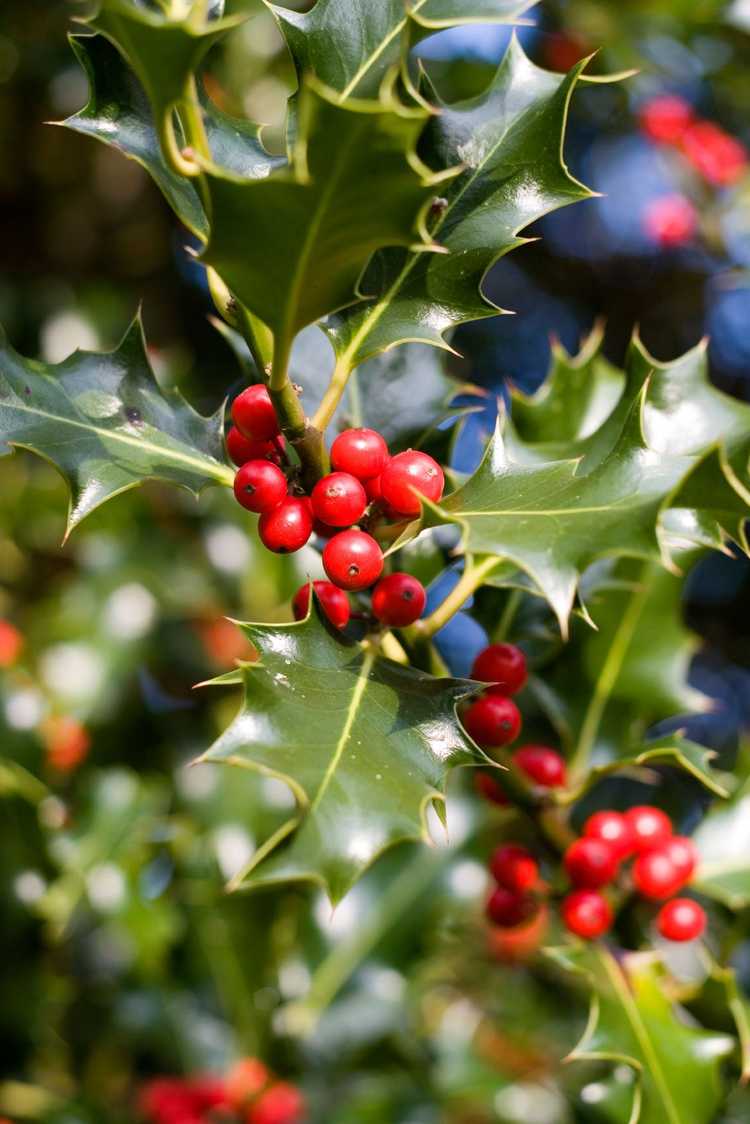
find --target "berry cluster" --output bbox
[461,643,528,750]
[140,1057,305,1124]
[229,388,442,629]
[484,805,706,946]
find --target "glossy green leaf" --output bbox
[693,755,750,908]
[63,33,283,240]
[586,733,729,798]
[554,945,733,1124]
[198,607,486,902]
[326,39,594,369]
[200,78,443,354]
[269,0,536,101]
[85,0,250,127]
[0,319,232,534]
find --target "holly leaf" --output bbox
[63,33,282,240]
[200,78,445,354]
[197,607,486,902]
[584,733,729,798]
[85,0,250,129]
[0,318,232,535]
[552,946,734,1124]
[326,38,594,369]
[693,755,750,909]
[269,0,536,101]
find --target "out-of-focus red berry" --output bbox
[248,1081,307,1124]
[198,618,257,667]
[487,902,549,962]
[490,843,539,894]
[561,889,612,939]
[681,121,748,186]
[543,31,591,72]
[471,643,527,696]
[513,745,566,789]
[643,194,696,247]
[639,95,693,144]
[662,835,698,885]
[625,806,672,852]
[633,847,683,900]
[42,716,91,773]
[0,619,22,667]
[474,771,509,805]
[564,837,619,889]
[225,1057,270,1109]
[583,810,635,860]
[485,886,538,928]
[657,898,706,942]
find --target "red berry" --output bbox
[643,194,696,248]
[485,886,538,929]
[681,120,748,186]
[663,835,698,885]
[225,1058,270,1108]
[232,385,280,442]
[0,619,23,667]
[248,1081,306,1124]
[474,771,508,805]
[258,497,313,554]
[632,847,683,900]
[323,529,383,591]
[365,475,383,503]
[583,811,635,860]
[227,426,280,467]
[463,695,521,749]
[657,898,706,943]
[310,472,367,527]
[639,95,693,144]
[625,806,672,852]
[371,573,426,627]
[564,837,620,889]
[471,643,527,696]
[490,843,539,894]
[513,745,566,789]
[561,889,613,940]
[380,450,444,516]
[330,428,389,480]
[292,581,350,630]
[233,460,287,514]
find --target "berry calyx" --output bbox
[513,744,566,789]
[474,771,508,806]
[233,460,287,514]
[561,889,612,940]
[371,573,426,627]
[485,886,538,929]
[490,843,539,894]
[564,837,619,889]
[258,497,313,554]
[292,581,350,630]
[231,385,280,442]
[310,472,367,528]
[463,695,521,748]
[471,643,527,696]
[323,529,383,591]
[248,1081,306,1124]
[227,426,281,467]
[662,835,698,885]
[330,428,389,480]
[657,898,707,943]
[624,806,672,852]
[583,810,635,860]
[632,847,683,900]
[380,450,445,516]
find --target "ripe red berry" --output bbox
[323,529,383,591]
[225,1057,270,1109]
[564,837,619,889]
[227,426,280,467]
[371,573,426,627]
[490,844,539,894]
[231,384,280,442]
[248,1081,306,1124]
[561,889,613,940]
[292,581,350,630]
[380,450,445,516]
[662,835,698,885]
[583,810,635,860]
[624,806,672,853]
[258,497,313,554]
[513,745,566,789]
[310,471,367,527]
[657,898,706,943]
[643,194,696,248]
[485,886,538,929]
[639,95,693,144]
[330,428,389,480]
[471,643,527,696]
[463,695,521,749]
[365,474,383,503]
[233,460,287,514]
[474,771,508,806]
[632,847,683,900]
[681,120,748,186]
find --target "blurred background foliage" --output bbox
[0,1,749,1121]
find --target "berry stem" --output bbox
[262,335,330,491]
[313,353,353,432]
[413,556,500,639]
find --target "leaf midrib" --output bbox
[4,395,234,486]
[309,648,375,812]
[337,0,429,102]
[599,949,682,1124]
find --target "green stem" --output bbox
[415,556,499,639]
[492,588,522,643]
[569,561,654,780]
[268,336,329,491]
[313,354,352,431]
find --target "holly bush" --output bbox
[2,2,750,1122]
